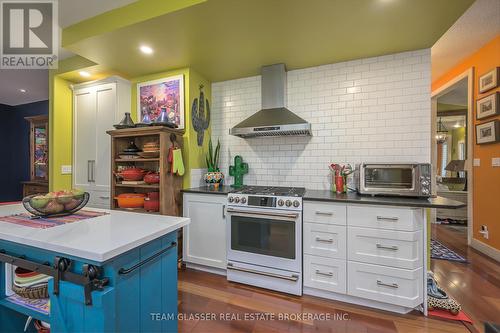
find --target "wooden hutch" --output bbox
[22,115,49,197]
[106,126,184,216]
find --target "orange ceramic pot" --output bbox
[115,193,146,208]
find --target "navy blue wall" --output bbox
[0,101,49,201]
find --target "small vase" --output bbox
[118,112,135,127]
[204,172,224,188]
[141,111,152,125]
[335,176,344,194]
[155,107,169,123]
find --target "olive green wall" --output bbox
[49,64,212,191]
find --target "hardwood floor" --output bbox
[178,268,469,333]
[177,225,499,333]
[431,224,500,333]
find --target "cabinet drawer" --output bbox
[347,205,422,231]
[347,227,422,269]
[304,223,346,259]
[88,190,111,209]
[304,202,346,225]
[347,262,422,308]
[304,255,346,294]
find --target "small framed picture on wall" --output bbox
[478,67,499,93]
[476,92,499,120]
[476,120,500,144]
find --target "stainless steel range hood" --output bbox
[229,64,312,138]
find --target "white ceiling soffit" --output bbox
[432,0,500,81]
[0,70,48,106]
[437,78,468,106]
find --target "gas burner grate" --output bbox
[232,186,305,197]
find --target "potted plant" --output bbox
[204,138,224,189]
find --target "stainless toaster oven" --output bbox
[357,163,432,197]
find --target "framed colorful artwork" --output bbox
[137,74,185,129]
[476,92,499,120]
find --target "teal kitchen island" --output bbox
[0,204,189,333]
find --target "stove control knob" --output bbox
[228,196,234,203]
[241,197,247,204]
[285,200,292,207]
[278,199,284,206]
[293,200,300,208]
[234,197,240,203]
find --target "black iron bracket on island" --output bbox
[0,249,109,306]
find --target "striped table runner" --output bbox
[0,210,108,229]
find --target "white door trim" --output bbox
[431,68,474,246]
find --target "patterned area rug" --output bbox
[431,239,467,263]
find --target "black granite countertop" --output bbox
[303,190,466,209]
[181,186,234,196]
[181,187,466,209]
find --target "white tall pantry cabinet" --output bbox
[72,77,131,208]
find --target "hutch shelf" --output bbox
[106,126,184,217]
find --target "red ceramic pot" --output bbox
[144,172,160,184]
[144,197,160,212]
[116,168,146,181]
[147,192,159,200]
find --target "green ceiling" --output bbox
[63,0,475,82]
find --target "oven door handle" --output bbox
[227,264,299,281]
[226,208,299,222]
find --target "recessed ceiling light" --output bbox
[19,89,27,93]
[139,45,154,55]
[79,71,91,77]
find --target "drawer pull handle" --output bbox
[315,211,333,216]
[376,244,398,251]
[315,270,333,277]
[99,196,110,200]
[376,216,399,222]
[227,264,299,281]
[377,280,399,289]
[315,237,334,243]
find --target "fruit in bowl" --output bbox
[24,189,89,217]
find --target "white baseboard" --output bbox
[303,287,416,315]
[471,238,500,262]
[185,262,227,276]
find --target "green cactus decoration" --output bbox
[229,155,249,188]
[191,84,210,146]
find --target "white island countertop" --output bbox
[0,204,190,263]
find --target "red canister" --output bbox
[335,176,344,194]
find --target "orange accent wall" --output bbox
[432,35,500,251]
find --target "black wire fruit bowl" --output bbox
[22,191,90,218]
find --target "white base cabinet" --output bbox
[183,193,227,270]
[72,76,131,208]
[303,201,425,314]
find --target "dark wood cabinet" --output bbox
[22,115,49,197]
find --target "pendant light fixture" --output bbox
[435,117,448,144]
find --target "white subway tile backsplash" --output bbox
[210,49,431,189]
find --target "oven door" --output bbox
[360,164,419,196]
[226,207,301,273]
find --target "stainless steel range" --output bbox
[226,186,305,295]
